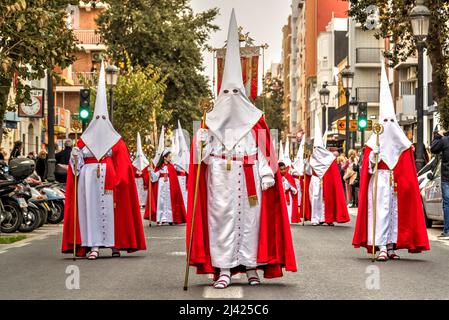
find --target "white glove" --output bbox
[197,128,209,142]
[261,175,275,191]
[372,145,380,155]
[291,187,298,195]
[369,146,380,165]
[71,147,82,162]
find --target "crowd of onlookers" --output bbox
[334,149,361,208]
[0,139,73,183]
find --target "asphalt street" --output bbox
[1,209,449,300]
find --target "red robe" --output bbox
[353,147,430,253]
[144,163,186,224]
[62,139,147,256]
[319,160,350,224]
[186,116,297,279]
[284,172,300,223]
[299,174,311,222]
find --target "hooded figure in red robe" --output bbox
[279,161,300,224]
[144,149,186,225]
[62,62,146,259]
[133,132,150,207]
[186,10,297,289]
[353,62,429,260]
[293,134,310,223]
[308,115,349,226]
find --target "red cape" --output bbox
[143,163,186,224]
[321,160,350,224]
[352,147,430,253]
[186,116,297,279]
[284,172,300,223]
[299,174,311,222]
[62,139,147,256]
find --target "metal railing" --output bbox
[74,30,102,44]
[356,87,380,103]
[72,72,96,86]
[356,47,383,64]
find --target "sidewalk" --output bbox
[0,224,62,253]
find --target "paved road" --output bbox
[1,209,449,300]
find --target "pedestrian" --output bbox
[27,152,35,161]
[430,129,449,239]
[145,149,186,226]
[55,139,72,183]
[0,147,6,161]
[132,132,150,208]
[308,115,349,226]
[186,10,296,289]
[343,150,359,208]
[10,140,22,160]
[61,62,146,260]
[279,161,299,224]
[35,150,47,181]
[353,62,429,260]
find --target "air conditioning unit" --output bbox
[92,52,103,62]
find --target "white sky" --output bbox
[190,0,292,95]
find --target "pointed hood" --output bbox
[278,139,285,164]
[283,137,292,167]
[366,62,411,169]
[205,9,263,151]
[173,120,190,172]
[152,126,165,166]
[310,114,335,178]
[133,132,149,171]
[293,134,306,176]
[81,61,121,160]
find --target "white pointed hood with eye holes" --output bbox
[293,134,305,176]
[205,9,263,151]
[133,132,149,172]
[366,62,412,170]
[310,114,335,179]
[81,61,121,161]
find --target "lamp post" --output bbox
[319,82,330,133]
[410,0,430,172]
[341,65,354,156]
[46,69,56,182]
[105,64,119,124]
[349,97,359,149]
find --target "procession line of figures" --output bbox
[61,10,430,289]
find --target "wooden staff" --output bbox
[302,148,309,226]
[71,119,82,261]
[148,165,153,227]
[371,123,384,262]
[183,98,212,291]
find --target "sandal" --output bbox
[388,252,400,260]
[376,250,388,262]
[327,223,335,226]
[246,269,261,286]
[213,274,231,289]
[87,250,99,260]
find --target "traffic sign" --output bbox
[337,120,358,132]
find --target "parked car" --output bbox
[418,155,439,190]
[421,156,443,227]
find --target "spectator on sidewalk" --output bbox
[9,140,22,161]
[430,129,449,239]
[55,139,72,183]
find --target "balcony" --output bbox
[396,95,416,124]
[356,47,383,65]
[74,30,102,44]
[356,87,380,103]
[72,72,96,86]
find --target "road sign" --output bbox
[337,120,358,132]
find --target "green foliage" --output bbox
[0,0,78,142]
[254,75,287,134]
[112,64,167,156]
[348,0,449,129]
[96,0,219,133]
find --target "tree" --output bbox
[96,0,219,133]
[347,0,449,128]
[0,0,78,143]
[254,74,287,134]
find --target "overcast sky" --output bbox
[190,0,292,94]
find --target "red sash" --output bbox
[84,157,115,191]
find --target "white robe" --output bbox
[135,176,148,207]
[150,166,175,223]
[309,176,325,224]
[203,132,274,269]
[71,147,115,248]
[367,168,398,246]
[176,166,188,210]
[282,176,296,223]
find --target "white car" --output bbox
[420,156,443,227]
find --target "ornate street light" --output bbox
[319,82,330,132]
[410,0,430,171]
[341,65,354,156]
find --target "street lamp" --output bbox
[341,65,354,156]
[410,0,430,172]
[319,82,330,133]
[349,97,359,149]
[106,64,119,124]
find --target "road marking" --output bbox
[203,286,243,299]
[0,250,6,254]
[146,236,184,240]
[167,251,186,256]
